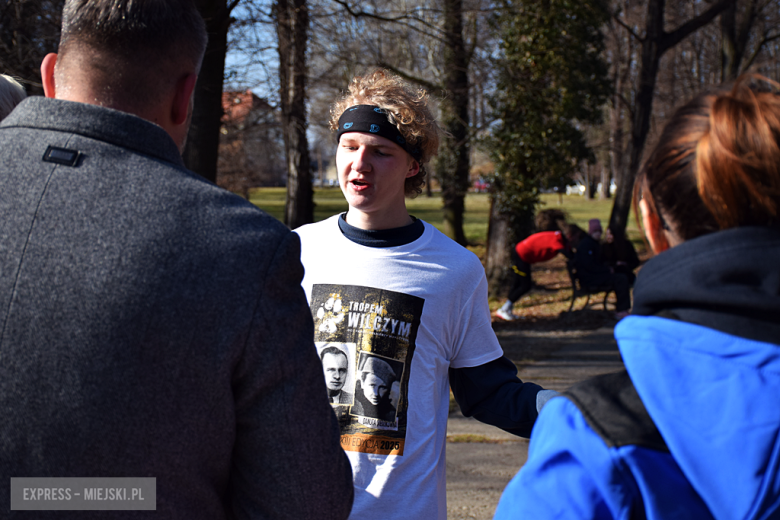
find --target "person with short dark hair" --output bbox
[494,74,780,520]
[0,1,353,518]
[321,345,354,404]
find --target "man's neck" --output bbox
[345,209,413,231]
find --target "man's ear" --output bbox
[640,198,670,254]
[405,158,420,179]
[171,73,198,125]
[41,53,58,98]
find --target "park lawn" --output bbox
[249,188,643,247]
[250,187,648,317]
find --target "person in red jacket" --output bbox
[496,212,570,321]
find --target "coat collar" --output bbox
[632,226,780,344]
[1,97,185,168]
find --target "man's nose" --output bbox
[353,147,371,171]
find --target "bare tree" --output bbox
[0,0,64,95]
[721,0,780,81]
[607,0,735,234]
[218,91,286,197]
[276,0,313,228]
[184,0,241,183]
[436,0,471,245]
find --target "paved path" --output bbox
[446,326,624,519]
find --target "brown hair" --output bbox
[634,74,780,246]
[329,69,441,197]
[535,208,568,232]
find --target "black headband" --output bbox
[336,105,422,161]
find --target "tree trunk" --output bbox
[609,0,734,234]
[436,0,470,246]
[609,0,664,234]
[485,197,511,299]
[600,163,611,199]
[276,0,313,228]
[609,89,624,203]
[184,0,233,183]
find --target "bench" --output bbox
[565,261,614,312]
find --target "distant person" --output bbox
[0,74,26,120]
[601,226,640,285]
[496,209,571,321]
[321,345,354,404]
[295,69,556,520]
[0,0,352,517]
[494,74,780,519]
[568,223,631,318]
[588,218,603,240]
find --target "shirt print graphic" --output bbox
[311,284,424,457]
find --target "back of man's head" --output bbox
[56,0,207,112]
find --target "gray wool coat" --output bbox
[0,97,353,519]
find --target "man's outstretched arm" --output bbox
[449,356,559,438]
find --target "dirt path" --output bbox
[445,323,624,519]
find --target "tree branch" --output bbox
[327,0,445,44]
[330,0,439,31]
[741,30,780,71]
[612,14,643,42]
[660,0,736,53]
[376,62,444,97]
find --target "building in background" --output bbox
[218,90,286,198]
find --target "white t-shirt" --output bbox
[296,215,503,520]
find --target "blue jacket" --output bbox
[494,226,780,519]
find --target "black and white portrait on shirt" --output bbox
[317,342,356,405]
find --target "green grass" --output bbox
[248,188,643,248]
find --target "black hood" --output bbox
[632,226,780,344]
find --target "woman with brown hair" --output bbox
[494,74,780,519]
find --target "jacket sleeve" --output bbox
[449,356,543,438]
[228,231,354,520]
[493,396,637,520]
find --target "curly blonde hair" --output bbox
[329,69,441,196]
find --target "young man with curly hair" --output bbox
[295,70,556,520]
